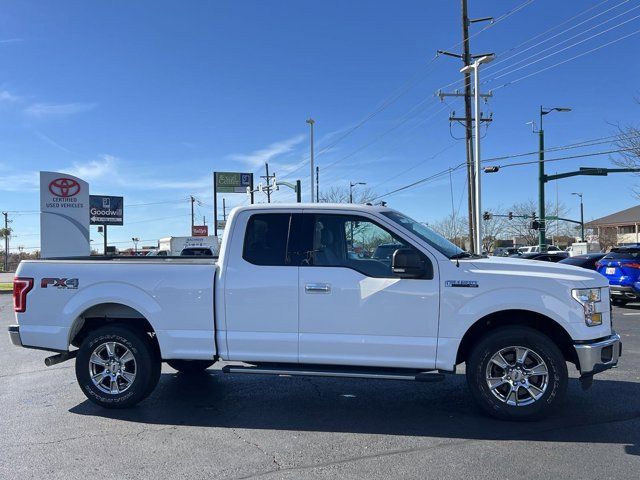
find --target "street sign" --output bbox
[192,225,208,236]
[215,172,252,193]
[90,195,124,225]
[216,220,226,230]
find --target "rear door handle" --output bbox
[305,283,331,294]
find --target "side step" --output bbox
[221,364,445,382]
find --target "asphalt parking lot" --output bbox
[1,295,639,480]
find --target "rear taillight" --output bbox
[624,262,640,269]
[13,277,34,313]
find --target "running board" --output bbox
[221,364,445,382]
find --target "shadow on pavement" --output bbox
[70,371,640,455]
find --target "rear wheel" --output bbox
[466,326,567,420]
[612,298,629,307]
[75,325,160,408]
[166,359,214,374]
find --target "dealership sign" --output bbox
[90,195,124,225]
[215,172,252,193]
[40,171,90,258]
[192,225,208,236]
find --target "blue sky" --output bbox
[1,0,639,251]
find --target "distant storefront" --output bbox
[585,205,640,247]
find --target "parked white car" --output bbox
[518,245,562,254]
[8,204,621,420]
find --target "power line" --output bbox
[488,11,640,82]
[482,132,640,163]
[373,142,640,202]
[484,0,631,76]
[435,0,629,93]
[489,147,637,169]
[492,26,640,90]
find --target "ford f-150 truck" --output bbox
[8,204,621,420]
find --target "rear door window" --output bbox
[604,248,640,259]
[243,213,302,266]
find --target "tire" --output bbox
[75,325,160,408]
[166,359,214,374]
[466,326,567,421]
[612,298,629,307]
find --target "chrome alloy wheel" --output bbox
[88,341,137,395]
[485,346,549,407]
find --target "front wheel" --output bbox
[466,326,567,420]
[75,325,160,408]
[166,359,214,374]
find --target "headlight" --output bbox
[572,288,602,327]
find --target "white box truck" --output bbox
[158,236,219,256]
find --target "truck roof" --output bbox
[232,203,392,213]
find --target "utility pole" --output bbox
[306,118,315,202]
[190,195,195,228]
[437,0,493,253]
[316,166,320,203]
[2,212,9,272]
[461,55,494,254]
[222,198,227,221]
[261,162,276,203]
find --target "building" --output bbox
[585,205,640,247]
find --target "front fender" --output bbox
[435,287,584,371]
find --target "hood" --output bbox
[464,256,608,288]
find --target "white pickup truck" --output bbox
[8,204,621,420]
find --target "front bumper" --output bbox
[610,286,639,300]
[574,333,621,375]
[8,325,22,347]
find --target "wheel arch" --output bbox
[69,302,160,359]
[455,309,577,367]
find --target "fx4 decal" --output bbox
[41,278,79,289]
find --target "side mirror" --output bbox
[392,248,425,279]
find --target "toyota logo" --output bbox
[49,178,81,197]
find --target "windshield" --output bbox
[382,210,465,258]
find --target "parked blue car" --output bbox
[596,246,640,305]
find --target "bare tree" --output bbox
[482,214,509,252]
[503,200,572,246]
[597,227,618,252]
[319,185,377,204]
[613,106,640,196]
[431,214,468,248]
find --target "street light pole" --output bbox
[538,106,571,251]
[349,181,366,204]
[572,192,584,241]
[461,54,494,254]
[306,118,315,202]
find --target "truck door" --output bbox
[298,213,439,369]
[223,212,303,363]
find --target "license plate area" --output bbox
[606,267,616,275]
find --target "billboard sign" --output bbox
[215,172,251,193]
[40,171,90,258]
[192,225,208,236]
[90,195,124,225]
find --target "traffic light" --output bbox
[530,220,540,230]
[483,211,492,221]
[508,212,513,220]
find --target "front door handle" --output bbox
[305,283,331,294]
